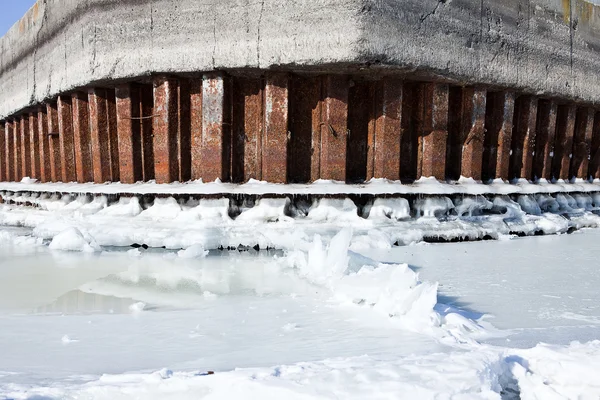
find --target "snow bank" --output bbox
[49,228,101,252]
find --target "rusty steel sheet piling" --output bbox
[88,89,112,184]
[0,123,5,182]
[46,102,62,182]
[57,95,77,183]
[29,113,40,180]
[37,107,51,183]
[590,112,600,180]
[262,73,289,183]
[552,104,577,181]
[72,92,93,183]
[510,96,538,181]
[532,100,558,181]
[570,107,595,180]
[5,121,15,181]
[372,79,403,181]
[417,83,449,180]
[20,116,31,179]
[320,75,349,182]
[483,92,515,181]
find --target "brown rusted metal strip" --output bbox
[88,89,112,183]
[447,87,486,181]
[532,100,557,181]
[71,92,93,183]
[552,104,576,181]
[288,75,322,183]
[178,79,192,183]
[140,84,155,181]
[200,73,232,182]
[372,79,402,181]
[570,107,594,180]
[400,83,419,182]
[190,79,203,181]
[116,84,142,184]
[0,122,5,182]
[262,73,289,183]
[106,89,120,182]
[417,83,449,180]
[231,77,263,182]
[5,121,15,181]
[509,96,538,181]
[153,77,179,184]
[37,107,51,183]
[590,111,600,180]
[346,80,373,183]
[14,118,22,180]
[320,75,348,181]
[482,92,515,181]
[20,116,31,178]
[29,113,40,180]
[57,96,77,182]
[46,103,62,182]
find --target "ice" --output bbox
[413,196,454,218]
[49,227,101,253]
[367,197,410,220]
[97,196,143,217]
[307,198,361,222]
[453,195,493,217]
[236,198,291,222]
[177,244,209,259]
[516,194,542,215]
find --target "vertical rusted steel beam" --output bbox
[482,92,515,181]
[400,83,419,182]
[590,112,600,180]
[0,122,5,182]
[20,116,31,178]
[88,89,112,183]
[106,89,120,182]
[532,100,557,181]
[509,96,538,181]
[5,121,15,181]
[178,80,192,183]
[14,118,22,180]
[552,104,576,181]
[29,113,40,180]
[37,108,51,183]
[320,75,348,181]
[346,80,373,183]
[200,73,231,182]
[288,75,322,183]
[417,83,449,180]
[190,79,203,181]
[46,103,62,182]
[570,107,594,180]
[372,79,402,181]
[153,77,179,184]
[116,84,143,184]
[262,73,289,183]
[71,92,93,183]
[57,96,77,182]
[140,85,155,181]
[447,87,486,181]
[231,77,263,182]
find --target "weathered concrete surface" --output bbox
[1,0,600,120]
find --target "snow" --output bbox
[1,204,600,398]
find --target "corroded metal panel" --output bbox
[29,113,40,180]
[552,104,576,180]
[72,92,93,183]
[152,77,179,184]
[57,96,76,182]
[178,79,191,183]
[232,77,263,182]
[347,80,373,183]
[106,89,120,182]
[0,122,5,181]
[262,73,289,183]
[5,121,14,181]
[590,112,600,180]
[510,96,538,181]
[288,75,321,183]
[200,73,231,182]
[320,75,348,181]
[46,102,62,182]
[372,79,402,181]
[20,116,31,178]
[460,88,486,181]
[14,118,22,180]
[570,107,594,180]
[483,92,515,181]
[190,79,203,181]
[88,89,112,183]
[116,84,142,184]
[417,83,449,180]
[532,100,558,181]
[37,108,51,183]
[140,84,155,181]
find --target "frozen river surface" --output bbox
[1,227,599,399]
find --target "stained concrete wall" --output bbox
[1,0,599,120]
